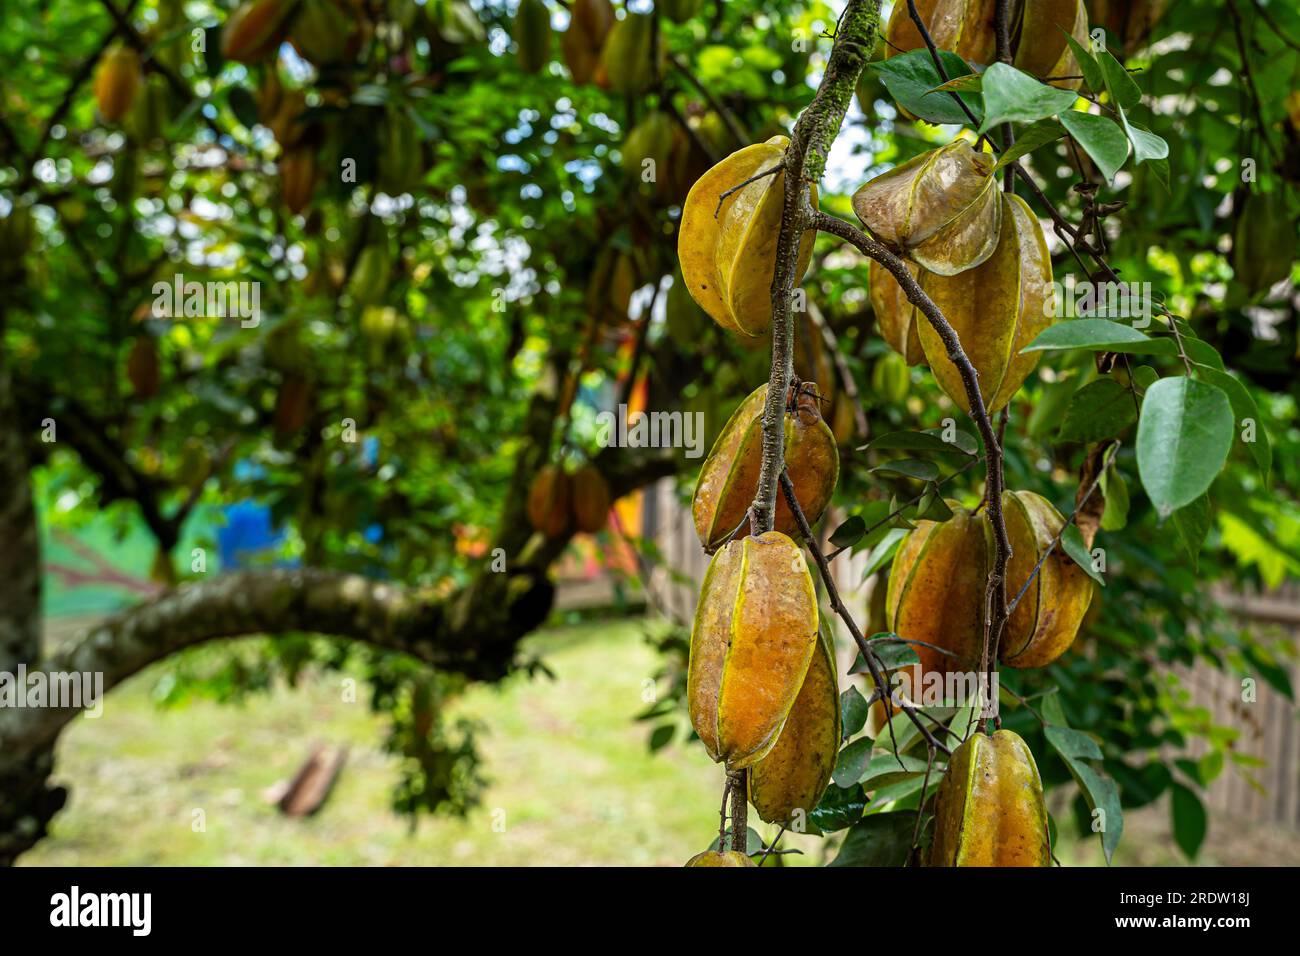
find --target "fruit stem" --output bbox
[749,0,883,535]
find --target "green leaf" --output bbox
[1243,645,1295,700]
[871,49,983,126]
[1058,110,1129,182]
[829,812,917,867]
[648,723,674,751]
[1064,32,1105,92]
[1099,50,1141,108]
[979,63,1080,133]
[1124,120,1169,165]
[865,430,976,456]
[832,737,874,788]
[1100,465,1130,532]
[1136,377,1234,518]
[1044,715,1124,864]
[1132,365,1159,391]
[930,72,982,93]
[860,753,932,790]
[869,635,921,672]
[1170,783,1207,860]
[870,458,940,481]
[830,515,866,548]
[862,528,907,578]
[840,686,869,740]
[1061,524,1105,585]
[810,782,867,833]
[916,494,954,521]
[1022,318,1180,355]
[1057,378,1138,444]
[1170,494,1212,570]
[992,118,1066,172]
[1193,364,1271,480]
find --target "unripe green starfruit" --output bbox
[748,622,840,826]
[869,257,925,366]
[678,137,818,338]
[853,140,1001,277]
[599,11,661,94]
[692,383,839,553]
[929,729,1051,867]
[916,192,1053,415]
[685,849,755,867]
[290,0,352,65]
[377,108,423,195]
[689,531,819,770]
[871,351,912,405]
[1233,192,1296,297]
[515,0,552,74]
[348,242,391,307]
[124,74,171,143]
[998,491,1094,668]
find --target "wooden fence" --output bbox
[630,478,1300,830]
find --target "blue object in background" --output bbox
[216,501,296,571]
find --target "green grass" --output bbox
[23,618,738,866]
[21,615,1299,866]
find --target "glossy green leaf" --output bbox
[1059,110,1129,181]
[1057,377,1138,444]
[979,63,1079,133]
[1137,377,1234,518]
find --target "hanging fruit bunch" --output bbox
[526,463,612,539]
[885,0,1090,88]
[93,43,143,122]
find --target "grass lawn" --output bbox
[20,615,1300,866]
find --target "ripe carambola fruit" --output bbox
[222,0,296,63]
[929,729,1051,867]
[679,137,818,338]
[600,12,661,94]
[868,258,924,366]
[280,147,318,215]
[688,531,819,770]
[999,491,1093,668]
[852,140,1001,277]
[692,383,839,553]
[748,622,840,826]
[93,44,142,122]
[886,504,987,693]
[515,0,551,74]
[561,0,613,84]
[884,0,998,66]
[685,849,755,867]
[917,192,1053,415]
[1014,0,1089,91]
[527,465,572,539]
[570,464,611,534]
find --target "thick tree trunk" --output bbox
[0,311,66,865]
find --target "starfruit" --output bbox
[348,242,391,307]
[222,0,295,63]
[561,0,613,84]
[280,147,318,215]
[667,264,709,342]
[127,336,160,398]
[793,312,855,446]
[1086,0,1170,55]
[1233,192,1296,297]
[600,12,661,94]
[685,849,755,867]
[872,352,912,405]
[622,110,675,194]
[124,74,171,144]
[929,729,1051,867]
[527,465,572,539]
[852,140,1002,277]
[586,245,638,324]
[748,622,840,826]
[274,374,314,439]
[93,43,142,122]
[290,0,352,65]
[515,0,551,74]
[679,137,818,338]
[688,531,819,770]
[886,504,987,694]
[884,0,998,66]
[1014,0,1089,89]
[999,491,1094,668]
[917,192,1052,415]
[869,258,925,365]
[377,108,423,195]
[571,464,611,534]
[692,383,839,553]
